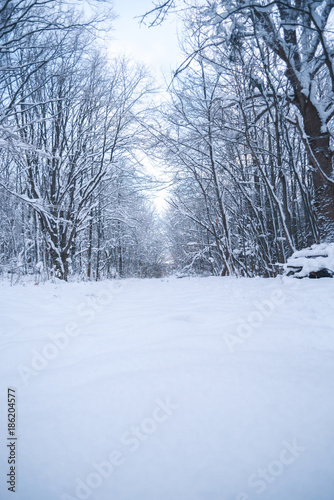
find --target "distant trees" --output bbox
[81,157,168,280]
[3,0,333,280]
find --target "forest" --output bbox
[1,0,334,281]
[2,4,334,499]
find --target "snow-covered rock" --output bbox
[284,243,334,278]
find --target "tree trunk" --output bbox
[87,210,93,280]
[301,101,334,241]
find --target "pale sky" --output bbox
[109,0,182,86]
[109,0,181,212]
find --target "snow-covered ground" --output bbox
[0,276,334,500]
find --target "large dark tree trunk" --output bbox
[298,99,334,241]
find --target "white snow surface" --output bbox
[0,276,334,500]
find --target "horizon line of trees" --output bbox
[0,0,168,282]
[1,0,334,281]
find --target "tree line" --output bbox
[145,0,334,276]
[1,0,334,280]
[0,0,166,281]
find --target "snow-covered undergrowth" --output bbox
[1,276,334,500]
[284,243,334,278]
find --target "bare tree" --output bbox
[156,23,318,276]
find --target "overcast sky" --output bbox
[109,0,182,87]
[107,1,181,211]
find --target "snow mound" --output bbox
[284,243,334,278]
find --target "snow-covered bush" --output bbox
[284,243,334,278]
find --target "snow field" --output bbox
[0,276,334,500]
